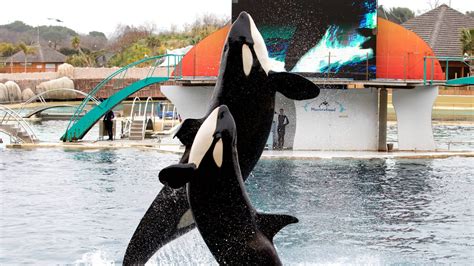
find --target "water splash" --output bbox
[291,25,374,73]
[74,250,115,265]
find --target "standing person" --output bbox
[104,110,115,141]
[277,108,289,150]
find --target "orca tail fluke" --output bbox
[256,212,299,242]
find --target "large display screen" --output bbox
[232,0,377,79]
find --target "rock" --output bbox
[58,63,74,78]
[22,88,35,102]
[0,83,8,103]
[5,81,22,102]
[36,77,76,100]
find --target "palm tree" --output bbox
[18,42,36,72]
[71,36,93,66]
[460,28,474,55]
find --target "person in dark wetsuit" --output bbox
[277,108,289,150]
[104,110,115,140]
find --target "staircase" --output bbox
[129,120,145,140]
[0,124,36,143]
[1,105,38,144]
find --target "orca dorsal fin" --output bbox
[174,118,203,146]
[268,71,320,100]
[256,212,299,241]
[159,163,197,189]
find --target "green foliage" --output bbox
[71,36,81,50]
[66,54,92,67]
[0,42,20,57]
[2,21,33,32]
[18,42,36,55]
[108,42,152,66]
[88,31,107,39]
[388,7,415,24]
[59,47,79,56]
[378,6,415,24]
[1,15,228,66]
[460,28,474,55]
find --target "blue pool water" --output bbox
[1,147,473,265]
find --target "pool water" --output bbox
[1,120,473,151]
[1,147,473,264]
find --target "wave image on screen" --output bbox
[232,0,377,79]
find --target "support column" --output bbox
[378,88,388,151]
[392,86,438,151]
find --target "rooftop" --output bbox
[403,4,474,58]
[7,44,67,63]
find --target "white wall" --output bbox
[161,86,213,119]
[162,86,381,151]
[293,88,379,150]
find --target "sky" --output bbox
[0,0,473,37]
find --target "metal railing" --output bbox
[0,105,38,143]
[18,88,101,117]
[424,56,473,85]
[142,97,155,139]
[64,54,183,140]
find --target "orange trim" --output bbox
[376,18,445,80]
[180,19,445,81]
[180,25,230,77]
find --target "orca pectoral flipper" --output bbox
[159,163,197,189]
[269,71,320,100]
[256,213,299,242]
[175,118,203,146]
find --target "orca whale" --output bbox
[123,12,319,264]
[159,105,298,265]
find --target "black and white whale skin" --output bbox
[159,105,298,265]
[123,12,319,264]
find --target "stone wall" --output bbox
[0,67,172,81]
[0,67,174,103]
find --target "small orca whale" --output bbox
[123,12,319,264]
[159,105,298,265]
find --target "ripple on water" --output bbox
[0,148,473,264]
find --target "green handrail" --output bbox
[423,56,473,85]
[63,54,183,139]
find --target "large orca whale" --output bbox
[123,12,319,264]
[159,105,298,265]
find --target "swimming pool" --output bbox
[1,147,473,264]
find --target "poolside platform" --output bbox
[5,140,473,160]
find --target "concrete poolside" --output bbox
[5,139,473,160]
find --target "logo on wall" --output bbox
[303,99,346,113]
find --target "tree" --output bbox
[460,28,474,55]
[88,31,107,39]
[18,42,36,72]
[467,11,474,19]
[0,42,20,57]
[70,36,94,66]
[388,7,415,24]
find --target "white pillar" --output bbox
[392,86,438,151]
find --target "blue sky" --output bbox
[0,0,472,36]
